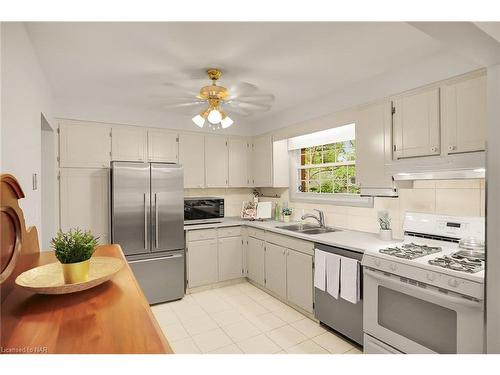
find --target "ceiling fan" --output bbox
[161,68,275,130]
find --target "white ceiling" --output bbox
[25,22,477,134]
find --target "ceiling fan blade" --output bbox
[233,94,275,103]
[163,102,207,116]
[226,100,272,112]
[222,103,251,117]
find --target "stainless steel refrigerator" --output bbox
[110,161,185,304]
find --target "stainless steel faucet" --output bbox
[301,209,325,228]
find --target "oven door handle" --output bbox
[364,268,482,309]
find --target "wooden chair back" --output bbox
[0,174,40,302]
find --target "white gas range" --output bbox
[362,212,485,354]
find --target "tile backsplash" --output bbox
[257,179,485,239]
[185,180,485,240]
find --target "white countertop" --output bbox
[184,217,403,254]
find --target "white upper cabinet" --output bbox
[147,129,178,163]
[392,87,440,159]
[228,137,251,187]
[179,132,205,188]
[111,126,147,162]
[59,120,111,168]
[251,135,289,188]
[59,168,109,242]
[355,101,394,194]
[252,134,273,187]
[205,135,228,187]
[272,139,289,188]
[442,74,487,154]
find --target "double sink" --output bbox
[275,223,340,235]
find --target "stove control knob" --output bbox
[389,263,398,271]
[448,278,460,288]
[426,273,436,281]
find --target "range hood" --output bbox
[388,152,486,181]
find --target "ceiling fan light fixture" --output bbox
[192,114,205,128]
[207,109,222,124]
[221,115,234,129]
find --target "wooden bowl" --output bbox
[15,256,123,295]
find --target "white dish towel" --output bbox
[314,249,327,291]
[326,253,341,299]
[340,257,360,304]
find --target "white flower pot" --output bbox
[283,215,290,223]
[379,229,392,241]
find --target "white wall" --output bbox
[1,22,55,240]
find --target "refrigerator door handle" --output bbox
[129,253,183,264]
[144,193,148,249]
[155,193,159,249]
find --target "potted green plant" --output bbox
[51,228,99,284]
[282,207,293,223]
[378,210,392,241]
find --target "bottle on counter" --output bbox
[274,202,281,221]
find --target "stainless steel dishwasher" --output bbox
[314,242,363,346]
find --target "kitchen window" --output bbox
[288,123,373,207]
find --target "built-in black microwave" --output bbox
[184,197,225,224]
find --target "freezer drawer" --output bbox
[128,251,185,304]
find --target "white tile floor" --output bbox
[152,281,362,354]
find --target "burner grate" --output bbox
[428,253,484,273]
[379,243,442,259]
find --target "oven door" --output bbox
[363,268,484,354]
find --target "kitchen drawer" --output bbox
[247,227,266,240]
[265,231,314,255]
[218,226,242,238]
[187,228,217,242]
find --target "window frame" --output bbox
[289,135,374,207]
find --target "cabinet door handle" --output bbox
[430,146,438,153]
[448,145,456,151]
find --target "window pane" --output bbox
[302,148,312,165]
[320,180,334,193]
[309,180,320,193]
[299,168,310,181]
[299,180,307,192]
[311,146,323,164]
[308,168,321,180]
[318,167,333,180]
[323,146,336,163]
[334,180,348,193]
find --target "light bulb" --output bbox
[192,114,205,128]
[221,116,234,128]
[207,109,222,124]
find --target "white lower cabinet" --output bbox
[187,239,218,288]
[247,236,265,286]
[186,228,243,288]
[218,236,244,281]
[264,242,287,299]
[286,248,313,313]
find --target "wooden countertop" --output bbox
[0,245,173,354]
